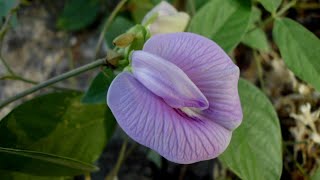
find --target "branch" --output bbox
[94,0,128,58]
[0,58,108,109]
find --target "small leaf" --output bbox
[128,0,154,23]
[0,0,19,27]
[273,18,320,92]
[242,28,270,52]
[104,16,134,48]
[188,0,252,52]
[256,0,282,13]
[57,0,100,31]
[0,91,116,176]
[82,68,115,104]
[0,147,98,176]
[219,79,282,180]
[0,0,18,17]
[147,150,162,168]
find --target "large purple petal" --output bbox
[143,32,242,130]
[107,72,232,164]
[131,50,209,110]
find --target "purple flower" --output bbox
[107,32,242,164]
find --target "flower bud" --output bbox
[113,33,135,48]
[142,1,190,35]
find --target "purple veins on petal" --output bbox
[107,32,243,164]
[131,50,209,110]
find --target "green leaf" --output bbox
[256,0,281,13]
[0,0,19,27]
[82,68,115,104]
[128,0,154,23]
[242,28,270,52]
[0,91,116,176]
[273,18,320,92]
[0,0,17,17]
[219,79,282,180]
[147,150,162,168]
[57,0,100,31]
[104,16,134,48]
[188,0,252,52]
[312,167,320,180]
[0,147,97,176]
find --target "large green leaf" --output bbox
[219,79,282,180]
[273,18,320,92]
[188,0,251,52]
[256,0,281,13]
[82,68,115,104]
[0,147,97,176]
[0,91,116,176]
[57,0,100,31]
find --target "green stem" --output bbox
[276,0,297,17]
[0,54,16,75]
[94,0,128,58]
[1,75,37,84]
[187,0,196,16]
[105,138,128,180]
[0,58,107,109]
[253,51,266,93]
[0,75,73,91]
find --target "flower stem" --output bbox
[105,138,128,180]
[187,0,196,16]
[0,54,16,75]
[0,58,107,109]
[94,0,128,58]
[253,51,266,93]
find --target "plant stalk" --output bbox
[94,0,128,58]
[0,58,107,109]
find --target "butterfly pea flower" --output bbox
[142,1,190,35]
[107,32,243,164]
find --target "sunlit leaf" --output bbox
[273,18,320,92]
[188,0,251,52]
[219,79,282,180]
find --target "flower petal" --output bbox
[132,50,209,110]
[107,72,232,164]
[149,12,190,35]
[143,32,243,130]
[142,1,177,25]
